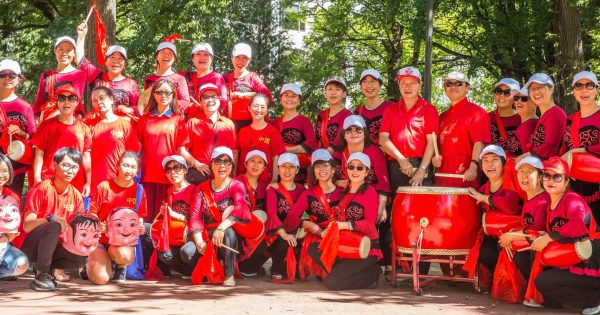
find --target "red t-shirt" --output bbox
[1,97,36,174]
[237,123,285,183]
[515,118,538,154]
[80,58,140,116]
[90,117,139,192]
[30,117,92,190]
[186,112,237,164]
[265,184,306,234]
[380,97,439,159]
[136,113,189,184]
[489,111,521,157]
[436,98,491,188]
[530,105,566,160]
[33,68,95,116]
[224,71,273,121]
[90,180,148,222]
[143,73,191,113]
[354,101,394,145]
[25,179,83,219]
[180,71,229,114]
[272,114,318,151]
[314,108,353,149]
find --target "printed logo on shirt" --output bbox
[126,197,136,205]
[162,123,176,131]
[257,136,271,145]
[64,203,75,212]
[111,130,125,138]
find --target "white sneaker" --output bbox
[583,305,600,315]
[223,276,235,287]
[523,299,543,308]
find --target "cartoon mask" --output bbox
[107,207,140,246]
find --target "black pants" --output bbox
[238,237,289,276]
[478,236,500,276]
[535,268,600,309]
[180,228,238,277]
[308,242,379,290]
[513,250,534,281]
[21,221,85,273]
[7,171,26,202]
[158,245,193,276]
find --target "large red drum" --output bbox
[392,186,480,255]
[541,239,593,267]
[338,231,370,259]
[151,219,188,247]
[233,210,266,240]
[565,152,600,183]
[482,212,521,237]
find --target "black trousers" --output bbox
[21,221,85,273]
[513,250,534,281]
[180,227,238,277]
[308,242,379,290]
[535,268,600,309]
[158,245,193,276]
[478,236,500,276]
[238,237,289,276]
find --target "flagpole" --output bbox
[84,5,95,24]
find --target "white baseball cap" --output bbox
[347,152,371,169]
[278,153,300,167]
[311,149,332,164]
[324,76,347,90]
[0,59,21,75]
[360,69,383,82]
[572,71,598,87]
[343,115,366,129]
[211,146,234,161]
[54,36,76,49]
[525,73,554,89]
[510,87,528,96]
[156,42,178,57]
[495,78,520,91]
[105,45,128,61]
[396,67,422,82]
[280,83,302,96]
[191,43,214,56]
[515,156,544,171]
[479,144,506,160]
[161,155,187,168]
[232,43,252,58]
[443,71,469,84]
[244,150,268,165]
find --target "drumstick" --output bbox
[84,5,95,24]
[506,247,514,262]
[6,132,12,155]
[434,172,464,179]
[506,232,532,238]
[517,246,532,252]
[431,132,440,158]
[219,243,239,254]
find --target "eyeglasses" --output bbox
[542,172,566,183]
[58,163,80,172]
[573,82,598,91]
[164,165,185,174]
[154,91,174,96]
[513,95,529,102]
[201,95,220,101]
[57,94,78,103]
[347,165,366,171]
[494,88,511,96]
[444,81,465,88]
[345,127,364,134]
[0,73,17,80]
[213,159,233,166]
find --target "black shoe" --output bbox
[112,266,127,283]
[79,265,89,280]
[31,273,56,291]
[0,276,17,281]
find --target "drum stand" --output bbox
[391,240,481,295]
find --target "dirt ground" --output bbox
[0,272,577,315]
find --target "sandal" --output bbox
[53,269,71,282]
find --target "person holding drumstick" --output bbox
[308,152,381,290]
[284,149,342,281]
[489,78,521,157]
[185,146,252,287]
[561,71,600,226]
[354,69,394,145]
[0,59,36,197]
[531,157,600,314]
[432,71,490,188]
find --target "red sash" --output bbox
[320,109,331,148]
[495,111,511,157]
[199,181,223,229]
[313,185,333,220]
[357,106,364,116]
[571,111,581,149]
[240,176,257,210]
[276,184,294,208]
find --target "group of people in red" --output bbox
[0,20,598,314]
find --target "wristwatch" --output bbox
[419,165,427,171]
[46,214,55,222]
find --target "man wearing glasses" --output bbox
[21,148,86,291]
[489,78,522,157]
[181,84,238,184]
[433,72,490,188]
[31,85,92,196]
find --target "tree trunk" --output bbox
[554,0,584,115]
[386,24,404,102]
[84,0,117,66]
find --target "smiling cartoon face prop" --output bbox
[0,196,21,233]
[107,207,140,246]
[62,214,101,256]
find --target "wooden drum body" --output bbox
[150,219,188,247]
[541,239,593,267]
[566,152,600,183]
[233,210,266,240]
[338,231,370,259]
[392,186,479,255]
[482,212,521,237]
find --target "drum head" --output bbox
[7,141,25,161]
[358,236,371,259]
[253,210,267,223]
[395,186,470,195]
[575,239,593,260]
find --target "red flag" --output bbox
[92,3,108,66]
[318,222,340,272]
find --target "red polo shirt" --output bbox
[187,112,238,164]
[237,123,285,183]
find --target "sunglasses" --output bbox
[165,165,185,174]
[542,172,566,183]
[0,73,18,80]
[347,165,366,171]
[444,81,465,88]
[345,126,364,134]
[513,95,529,102]
[493,88,511,96]
[154,91,174,96]
[213,158,233,166]
[573,82,598,91]
[57,94,78,103]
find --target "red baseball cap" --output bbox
[542,156,570,177]
[198,83,221,96]
[55,85,80,99]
